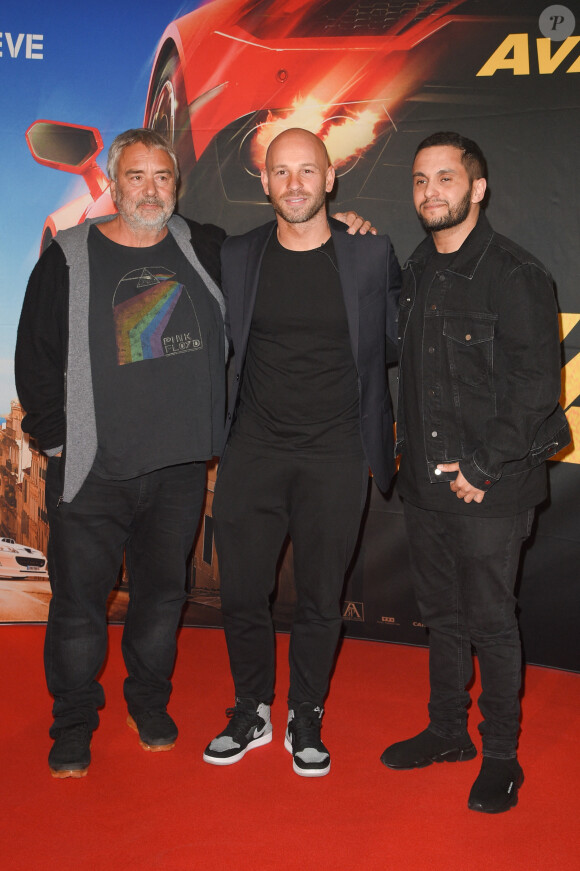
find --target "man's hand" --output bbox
[436,462,486,503]
[332,211,377,235]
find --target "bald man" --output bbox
[203,129,401,776]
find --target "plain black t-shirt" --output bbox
[88,225,218,478]
[232,232,363,459]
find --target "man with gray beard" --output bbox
[16,128,228,777]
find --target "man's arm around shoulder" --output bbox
[181,217,227,288]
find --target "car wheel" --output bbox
[145,46,195,178]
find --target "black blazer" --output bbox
[220,217,401,491]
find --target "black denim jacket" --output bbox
[396,213,570,492]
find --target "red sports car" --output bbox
[26,0,525,245]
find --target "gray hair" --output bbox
[106,128,179,182]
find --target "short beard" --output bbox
[115,192,175,233]
[418,186,472,232]
[270,188,327,225]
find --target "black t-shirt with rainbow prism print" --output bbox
[88,224,219,479]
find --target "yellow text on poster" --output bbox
[553,313,580,464]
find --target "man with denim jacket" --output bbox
[380,132,569,813]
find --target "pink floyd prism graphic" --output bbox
[113,266,202,366]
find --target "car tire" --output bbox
[145,46,195,179]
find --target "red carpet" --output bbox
[2,625,579,871]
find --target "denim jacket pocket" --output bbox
[443,315,496,388]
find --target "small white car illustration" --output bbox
[0,538,49,579]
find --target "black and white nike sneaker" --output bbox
[203,698,272,765]
[285,702,330,777]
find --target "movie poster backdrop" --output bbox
[1,1,579,671]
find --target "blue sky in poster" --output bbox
[1,0,202,415]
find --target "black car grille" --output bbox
[235,0,518,39]
[238,0,454,39]
[307,1,452,36]
[15,556,45,567]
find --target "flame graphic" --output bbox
[323,108,386,168]
[250,97,385,172]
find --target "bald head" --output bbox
[261,128,335,236]
[265,128,331,171]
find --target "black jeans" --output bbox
[404,501,534,759]
[213,442,368,708]
[45,459,206,734]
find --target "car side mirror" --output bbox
[25,120,109,200]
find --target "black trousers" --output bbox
[45,459,206,734]
[404,501,534,758]
[213,441,368,707]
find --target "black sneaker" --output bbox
[381,727,477,769]
[127,709,178,752]
[468,757,524,814]
[48,723,92,779]
[203,698,272,765]
[284,703,330,777]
